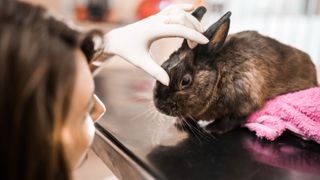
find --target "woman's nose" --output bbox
[90,94,106,122]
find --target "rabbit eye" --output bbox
[181,74,192,88]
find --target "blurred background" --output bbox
[18,1,320,180]
[22,0,320,66]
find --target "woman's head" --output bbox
[0,1,105,179]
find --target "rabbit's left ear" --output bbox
[191,6,207,21]
[204,11,231,54]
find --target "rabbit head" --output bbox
[153,7,231,119]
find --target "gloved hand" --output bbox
[103,4,209,86]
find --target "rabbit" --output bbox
[153,6,318,134]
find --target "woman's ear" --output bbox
[204,11,231,53]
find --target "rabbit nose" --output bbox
[153,98,160,108]
[153,97,166,108]
[154,87,169,100]
[154,99,174,115]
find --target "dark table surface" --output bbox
[92,68,320,180]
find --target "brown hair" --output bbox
[0,1,96,179]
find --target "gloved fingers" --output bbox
[184,12,204,32]
[163,7,205,49]
[164,13,203,33]
[125,54,170,86]
[187,40,198,49]
[184,13,205,48]
[161,4,194,14]
[163,24,209,45]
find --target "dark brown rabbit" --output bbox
[153,7,318,134]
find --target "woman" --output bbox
[0,1,106,179]
[0,1,207,179]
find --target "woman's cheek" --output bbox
[84,115,96,147]
[72,115,96,169]
[62,115,96,169]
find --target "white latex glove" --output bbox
[103,4,209,86]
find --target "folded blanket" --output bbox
[245,87,320,144]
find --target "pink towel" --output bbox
[245,87,320,144]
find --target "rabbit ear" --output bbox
[191,6,207,21]
[181,6,207,49]
[204,11,231,53]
